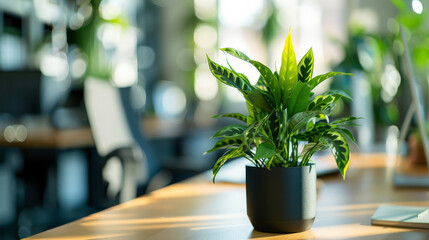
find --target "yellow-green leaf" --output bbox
[279,29,298,106]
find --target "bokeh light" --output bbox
[412,0,423,14]
[194,65,218,101]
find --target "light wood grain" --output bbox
[26,153,429,239]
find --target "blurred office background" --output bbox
[0,0,428,238]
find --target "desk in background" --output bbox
[0,115,189,149]
[25,153,429,239]
[0,115,212,238]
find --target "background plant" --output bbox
[205,31,359,182]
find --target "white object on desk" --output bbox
[372,204,429,229]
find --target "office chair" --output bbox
[84,77,159,203]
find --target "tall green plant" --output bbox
[206,31,359,182]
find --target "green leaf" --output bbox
[309,72,353,90]
[300,142,328,158]
[323,90,352,101]
[308,95,337,112]
[297,48,314,83]
[293,122,332,140]
[246,100,257,125]
[213,148,244,182]
[255,76,268,91]
[213,113,247,123]
[300,141,329,166]
[287,110,322,133]
[332,116,362,126]
[211,125,246,138]
[243,122,259,148]
[207,55,254,92]
[287,81,312,117]
[279,29,298,106]
[254,142,277,159]
[321,130,350,179]
[243,113,272,148]
[254,83,275,108]
[205,137,243,154]
[221,48,281,107]
[246,88,273,112]
[339,128,358,147]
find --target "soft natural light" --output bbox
[70,58,87,79]
[226,87,245,102]
[381,64,401,103]
[219,55,260,85]
[33,0,60,23]
[154,82,187,119]
[194,24,217,50]
[412,0,423,14]
[194,0,216,20]
[40,52,69,79]
[97,23,122,49]
[99,0,122,20]
[113,62,137,87]
[162,86,186,117]
[194,65,218,101]
[69,13,84,30]
[218,0,264,27]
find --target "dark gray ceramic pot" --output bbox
[246,164,316,233]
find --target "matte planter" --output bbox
[246,165,317,233]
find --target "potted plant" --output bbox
[205,31,359,233]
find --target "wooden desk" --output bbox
[25,153,429,239]
[0,115,188,149]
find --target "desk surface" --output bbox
[0,116,187,149]
[26,153,429,239]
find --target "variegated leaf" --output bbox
[213,148,244,182]
[211,125,246,138]
[221,48,281,107]
[299,141,328,159]
[293,122,332,140]
[243,123,259,148]
[207,55,253,92]
[339,128,358,147]
[298,48,314,83]
[213,113,247,123]
[205,137,243,153]
[332,116,362,126]
[308,95,336,111]
[323,89,352,101]
[309,72,353,90]
[321,130,350,179]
